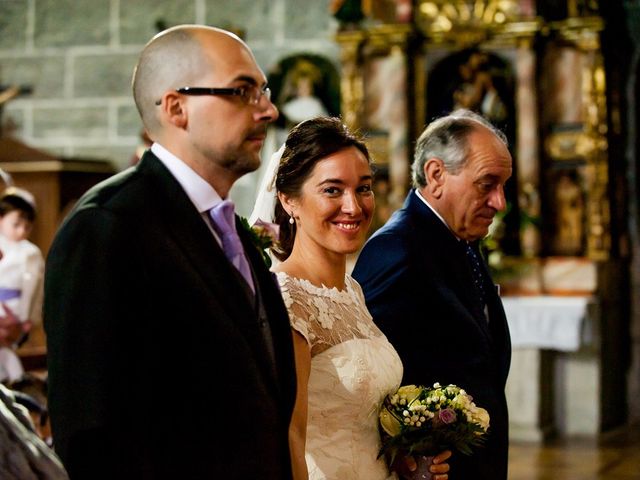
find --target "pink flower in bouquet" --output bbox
[438,408,457,425]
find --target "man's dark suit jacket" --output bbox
[353,191,511,480]
[44,151,296,479]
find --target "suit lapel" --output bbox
[467,239,511,361]
[139,155,254,320]
[406,194,492,339]
[240,223,297,412]
[236,223,283,389]
[405,191,510,384]
[138,154,290,399]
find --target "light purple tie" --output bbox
[209,200,255,293]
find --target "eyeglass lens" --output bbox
[246,86,271,104]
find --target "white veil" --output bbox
[249,143,285,226]
[249,144,286,268]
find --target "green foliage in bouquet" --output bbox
[378,383,490,464]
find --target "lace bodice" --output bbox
[278,272,386,357]
[277,272,403,480]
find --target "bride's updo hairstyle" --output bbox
[272,116,371,261]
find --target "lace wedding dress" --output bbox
[277,272,403,480]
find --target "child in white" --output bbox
[0,188,44,382]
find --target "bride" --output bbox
[251,117,451,480]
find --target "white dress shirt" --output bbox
[151,142,223,244]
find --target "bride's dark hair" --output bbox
[272,116,370,261]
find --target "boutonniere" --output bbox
[239,217,280,268]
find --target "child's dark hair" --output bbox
[272,116,371,261]
[0,193,36,222]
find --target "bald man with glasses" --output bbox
[44,25,296,479]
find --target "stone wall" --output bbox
[0,0,340,213]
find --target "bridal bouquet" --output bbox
[378,383,490,463]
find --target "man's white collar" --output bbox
[151,142,222,213]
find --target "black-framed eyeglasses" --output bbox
[155,85,271,106]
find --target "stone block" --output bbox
[0,56,65,98]
[33,105,108,140]
[554,351,601,436]
[74,53,138,97]
[254,47,292,76]
[230,179,257,218]
[34,0,110,47]
[506,348,553,442]
[40,146,67,158]
[205,0,277,42]
[120,0,196,45]
[2,106,25,138]
[117,104,143,138]
[0,0,28,50]
[283,0,334,39]
[257,44,340,77]
[72,145,135,172]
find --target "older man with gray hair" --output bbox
[354,108,512,480]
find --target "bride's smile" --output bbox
[283,145,374,259]
[266,117,452,480]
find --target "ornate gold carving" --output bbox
[543,27,609,259]
[583,52,610,260]
[336,25,412,213]
[335,25,411,132]
[335,30,367,131]
[415,1,534,45]
[417,1,522,30]
[335,1,611,261]
[549,16,603,48]
[545,130,597,160]
[365,24,412,54]
[567,0,600,18]
[540,13,607,259]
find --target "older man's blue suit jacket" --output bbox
[353,191,511,480]
[44,151,296,479]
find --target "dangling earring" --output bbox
[289,214,295,225]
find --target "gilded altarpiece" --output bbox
[336,0,626,438]
[337,1,610,283]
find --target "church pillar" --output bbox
[515,38,541,257]
[624,0,640,427]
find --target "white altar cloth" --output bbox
[502,296,591,352]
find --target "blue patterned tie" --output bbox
[209,200,255,294]
[465,242,487,307]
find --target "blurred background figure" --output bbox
[0,382,68,479]
[0,183,44,383]
[278,60,328,127]
[9,372,51,446]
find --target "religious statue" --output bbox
[553,173,584,255]
[278,60,329,127]
[453,51,508,123]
